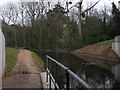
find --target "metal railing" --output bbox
[46,55,91,89]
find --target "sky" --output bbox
[0,0,119,23]
[0,0,120,13]
[0,0,119,7]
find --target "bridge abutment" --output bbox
[112,35,120,82]
[0,20,5,90]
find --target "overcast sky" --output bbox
[0,0,119,7]
[0,0,119,23]
[0,0,119,10]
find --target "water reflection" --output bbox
[34,51,116,88]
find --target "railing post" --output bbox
[49,75,51,89]
[46,55,48,82]
[55,63,58,90]
[66,69,69,90]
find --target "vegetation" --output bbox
[31,52,45,72]
[5,47,45,72]
[5,47,19,72]
[1,1,120,51]
[98,39,114,46]
[98,63,111,71]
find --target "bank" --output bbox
[72,36,120,82]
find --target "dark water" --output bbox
[34,50,116,88]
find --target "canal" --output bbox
[34,50,116,88]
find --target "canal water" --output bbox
[35,51,116,88]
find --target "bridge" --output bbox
[112,35,120,82]
[0,20,5,90]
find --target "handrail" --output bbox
[46,55,91,89]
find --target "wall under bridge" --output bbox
[0,20,5,90]
[112,36,120,57]
[112,36,120,82]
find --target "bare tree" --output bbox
[0,4,15,25]
[9,3,19,48]
[0,3,19,48]
[68,0,100,39]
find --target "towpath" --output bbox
[3,50,42,88]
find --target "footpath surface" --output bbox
[2,50,42,88]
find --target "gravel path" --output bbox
[2,50,42,88]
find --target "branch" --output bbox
[81,0,100,14]
[68,2,79,10]
[68,0,84,10]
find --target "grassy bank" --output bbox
[72,39,119,70]
[98,39,114,46]
[32,52,45,72]
[6,47,19,72]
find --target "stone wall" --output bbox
[0,20,5,90]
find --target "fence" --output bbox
[46,55,91,89]
[0,21,5,90]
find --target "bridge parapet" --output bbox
[0,20,5,90]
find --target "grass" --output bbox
[31,52,45,72]
[5,47,19,72]
[97,64,111,71]
[98,39,114,46]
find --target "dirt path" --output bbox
[3,50,42,88]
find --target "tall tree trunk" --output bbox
[14,29,17,48]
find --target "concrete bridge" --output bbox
[112,35,120,82]
[0,20,5,90]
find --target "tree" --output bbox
[108,2,120,37]
[1,3,19,48]
[45,4,67,50]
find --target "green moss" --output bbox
[98,39,114,46]
[32,52,45,72]
[5,47,19,72]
